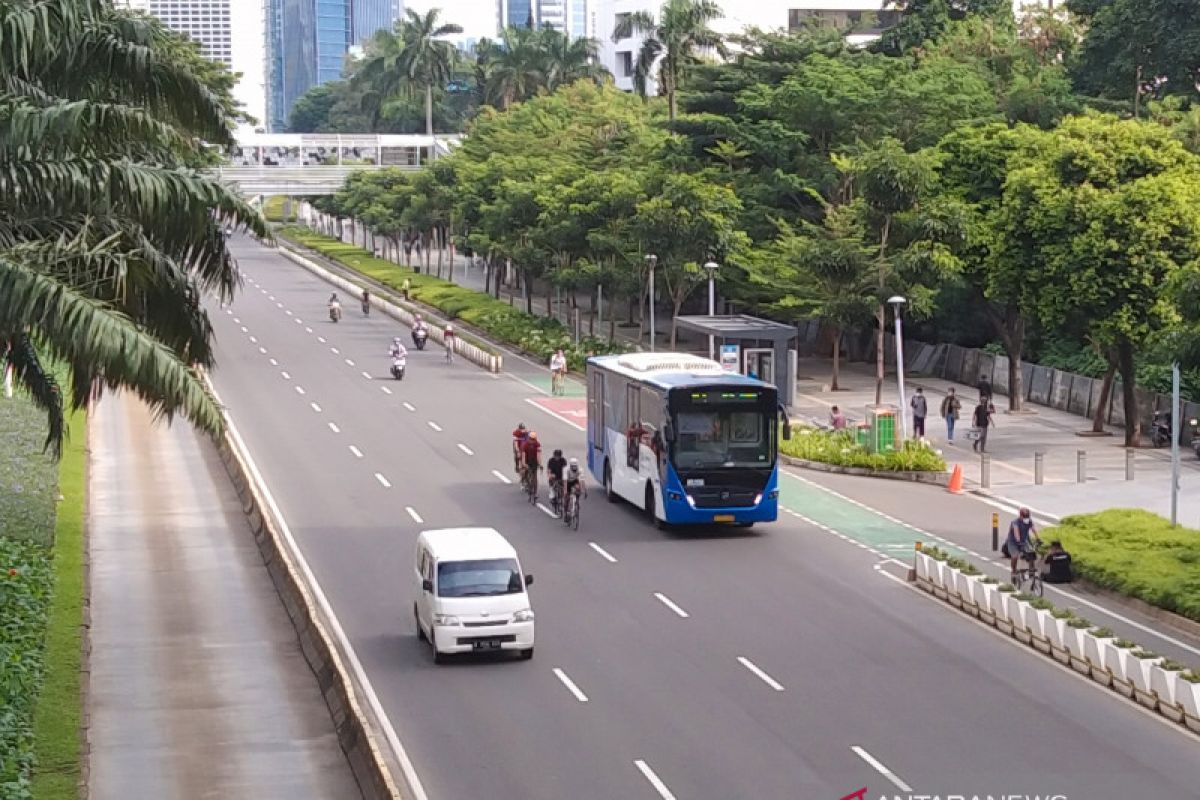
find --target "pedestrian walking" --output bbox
[910,388,928,438]
[940,388,962,442]
[401,277,411,301]
[977,374,993,404]
[971,396,993,453]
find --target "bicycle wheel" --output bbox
[570,497,580,530]
[1030,573,1044,597]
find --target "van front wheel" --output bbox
[520,647,534,660]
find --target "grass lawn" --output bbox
[30,411,86,800]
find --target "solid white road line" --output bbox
[345,358,355,366]
[375,473,391,488]
[654,593,689,619]
[427,421,442,432]
[406,506,423,524]
[328,422,341,434]
[402,402,415,412]
[851,746,913,793]
[207,385,431,800]
[588,542,617,563]
[457,443,474,456]
[634,760,677,800]
[737,657,785,692]
[380,386,392,395]
[361,371,373,380]
[524,396,585,432]
[349,446,363,458]
[552,668,589,702]
[294,385,305,395]
[269,358,278,366]
[536,502,557,518]
[492,470,512,484]
[310,402,322,413]
[281,371,291,380]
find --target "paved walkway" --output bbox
[792,356,1200,525]
[87,393,359,800]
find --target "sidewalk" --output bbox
[87,394,358,799]
[792,356,1200,526]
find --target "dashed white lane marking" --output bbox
[276,303,283,309]
[306,327,313,333]
[268,295,275,300]
[328,422,341,434]
[225,309,232,315]
[294,385,306,396]
[536,502,556,518]
[345,358,355,366]
[737,657,785,692]
[552,668,589,702]
[258,347,267,354]
[249,336,257,343]
[427,421,442,432]
[375,473,391,488]
[331,347,340,355]
[402,402,415,412]
[457,443,474,456]
[269,358,278,366]
[406,506,423,524]
[492,470,512,484]
[349,445,363,458]
[634,760,676,800]
[588,542,617,563]
[361,371,373,380]
[654,593,689,619]
[310,402,322,413]
[281,371,291,380]
[851,747,913,793]
[240,326,248,333]
[380,386,392,395]
[317,336,326,343]
[285,309,292,315]
[294,318,303,325]
[233,317,241,324]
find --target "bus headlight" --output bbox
[754,493,762,505]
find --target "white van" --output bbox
[413,528,535,663]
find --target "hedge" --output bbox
[780,427,947,472]
[1045,509,1200,623]
[278,227,629,369]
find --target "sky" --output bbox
[405,0,495,42]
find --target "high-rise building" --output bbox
[497,0,589,36]
[267,0,402,131]
[119,0,266,132]
[497,0,535,29]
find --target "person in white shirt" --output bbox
[549,349,567,395]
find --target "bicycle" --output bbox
[551,370,565,396]
[562,489,581,530]
[1011,553,1043,597]
[549,479,564,516]
[522,464,539,504]
[444,344,454,365]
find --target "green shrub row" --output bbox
[1044,508,1200,624]
[0,537,53,800]
[779,427,947,473]
[279,227,630,369]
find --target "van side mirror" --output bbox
[421,579,433,593]
[524,574,533,587]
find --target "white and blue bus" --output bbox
[585,353,791,528]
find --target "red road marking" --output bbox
[526,397,587,431]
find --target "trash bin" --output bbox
[855,424,871,448]
[864,406,898,453]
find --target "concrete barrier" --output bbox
[206,376,420,800]
[276,245,503,374]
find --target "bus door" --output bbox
[589,369,604,452]
[625,384,641,470]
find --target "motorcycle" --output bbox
[1191,418,1200,459]
[412,325,428,350]
[390,355,406,381]
[328,302,342,323]
[1151,410,1173,448]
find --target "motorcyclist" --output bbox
[389,337,408,360]
[361,289,371,316]
[328,293,341,320]
[411,314,428,345]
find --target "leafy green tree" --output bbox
[876,0,1014,56]
[1,0,266,455]
[612,0,726,122]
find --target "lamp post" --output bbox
[704,261,719,360]
[645,254,657,351]
[888,295,908,441]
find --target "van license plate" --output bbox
[473,639,501,650]
[713,514,735,523]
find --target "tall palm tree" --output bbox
[485,26,548,110]
[1,0,266,455]
[398,8,464,137]
[539,28,608,92]
[611,0,726,122]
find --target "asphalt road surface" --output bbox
[209,237,1200,800]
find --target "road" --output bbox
[209,236,1200,800]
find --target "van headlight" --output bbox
[512,608,535,623]
[433,614,461,626]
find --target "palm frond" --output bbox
[1,96,194,162]
[3,332,65,457]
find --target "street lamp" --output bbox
[888,295,909,441]
[645,254,658,350]
[704,261,719,360]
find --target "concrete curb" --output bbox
[206,376,409,799]
[275,245,503,373]
[781,454,950,485]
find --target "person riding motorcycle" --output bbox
[389,337,408,359]
[361,289,371,316]
[411,314,429,346]
[327,293,341,321]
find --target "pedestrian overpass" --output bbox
[208,132,461,195]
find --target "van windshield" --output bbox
[437,558,523,598]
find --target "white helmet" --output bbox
[393,337,402,345]
[568,458,580,474]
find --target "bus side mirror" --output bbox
[422,579,433,593]
[663,421,675,443]
[783,420,792,440]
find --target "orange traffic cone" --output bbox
[947,464,964,494]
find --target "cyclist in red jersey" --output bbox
[520,432,542,496]
[512,423,528,472]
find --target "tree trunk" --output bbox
[1117,339,1139,447]
[435,228,444,278]
[546,283,553,317]
[1092,359,1117,433]
[447,224,455,283]
[425,83,435,142]
[830,325,842,392]
[423,231,432,274]
[588,286,597,336]
[523,270,533,315]
[669,295,685,350]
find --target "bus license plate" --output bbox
[713,514,735,523]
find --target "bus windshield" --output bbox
[672,407,774,470]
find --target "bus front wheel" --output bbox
[645,484,666,530]
[605,461,618,503]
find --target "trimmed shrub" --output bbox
[780,427,946,473]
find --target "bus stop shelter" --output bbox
[674,315,798,408]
